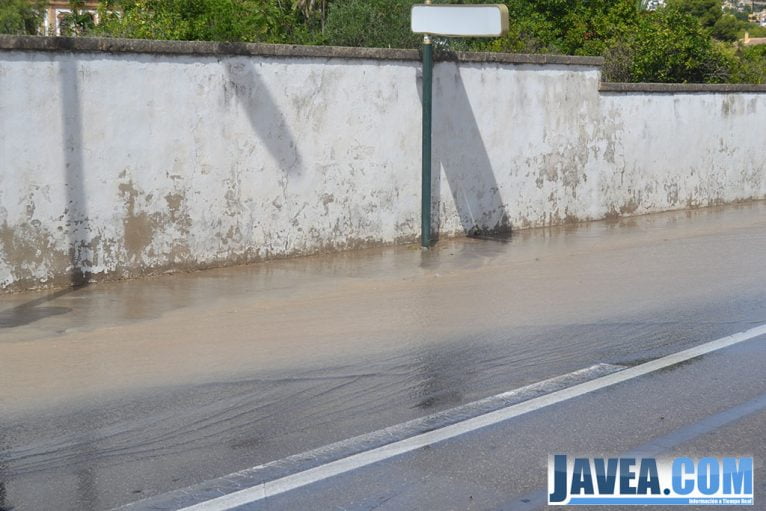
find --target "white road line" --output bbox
[178,323,766,511]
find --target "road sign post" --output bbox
[411,3,509,248]
[421,30,433,249]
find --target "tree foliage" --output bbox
[3,0,766,84]
[628,6,731,82]
[667,0,722,29]
[93,0,309,43]
[711,13,739,41]
[0,0,46,35]
[323,0,419,49]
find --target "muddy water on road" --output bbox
[2,202,766,510]
[3,203,766,413]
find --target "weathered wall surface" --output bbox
[1,37,765,291]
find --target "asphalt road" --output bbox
[1,202,765,510]
[242,334,766,511]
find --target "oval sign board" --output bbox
[411,4,509,38]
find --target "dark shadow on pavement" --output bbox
[0,433,10,511]
[0,287,75,329]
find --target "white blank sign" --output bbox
[411,4,509,37]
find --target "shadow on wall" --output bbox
[418,62,510,241]
[0,57,91,326]
[59,58,91,286]
[223,60,303,175]
[0,57,88,325]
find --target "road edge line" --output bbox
[164,324,766,511]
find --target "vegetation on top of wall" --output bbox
[0,0,46,35]
[3,0,766,84]
[91,0,314,44]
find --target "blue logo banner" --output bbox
[548,455,754,506]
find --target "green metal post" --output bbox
[421,35,433,249]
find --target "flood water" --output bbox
[2,202,766,510]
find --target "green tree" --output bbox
[561,0,642,56]
[94,0,304,43]
[724,6,751,22]
[0,0,47,35]
[35,0,764,85]
[461,0,640,56]
[666,0,722,29]
[727,44,766,83]
[627,5,731,82]
[323,0,420,49]
[744,24,766,37]
[711,13,739,41]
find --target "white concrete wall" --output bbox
[1,46,765,291]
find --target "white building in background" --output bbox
[41,1,100,36]
[644,0,666,11]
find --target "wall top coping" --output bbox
[7,36,766,92]
[600,81,766,93]
[0,35,604,66]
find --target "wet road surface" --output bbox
[1,202,766,510]
[250,333,766,511]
